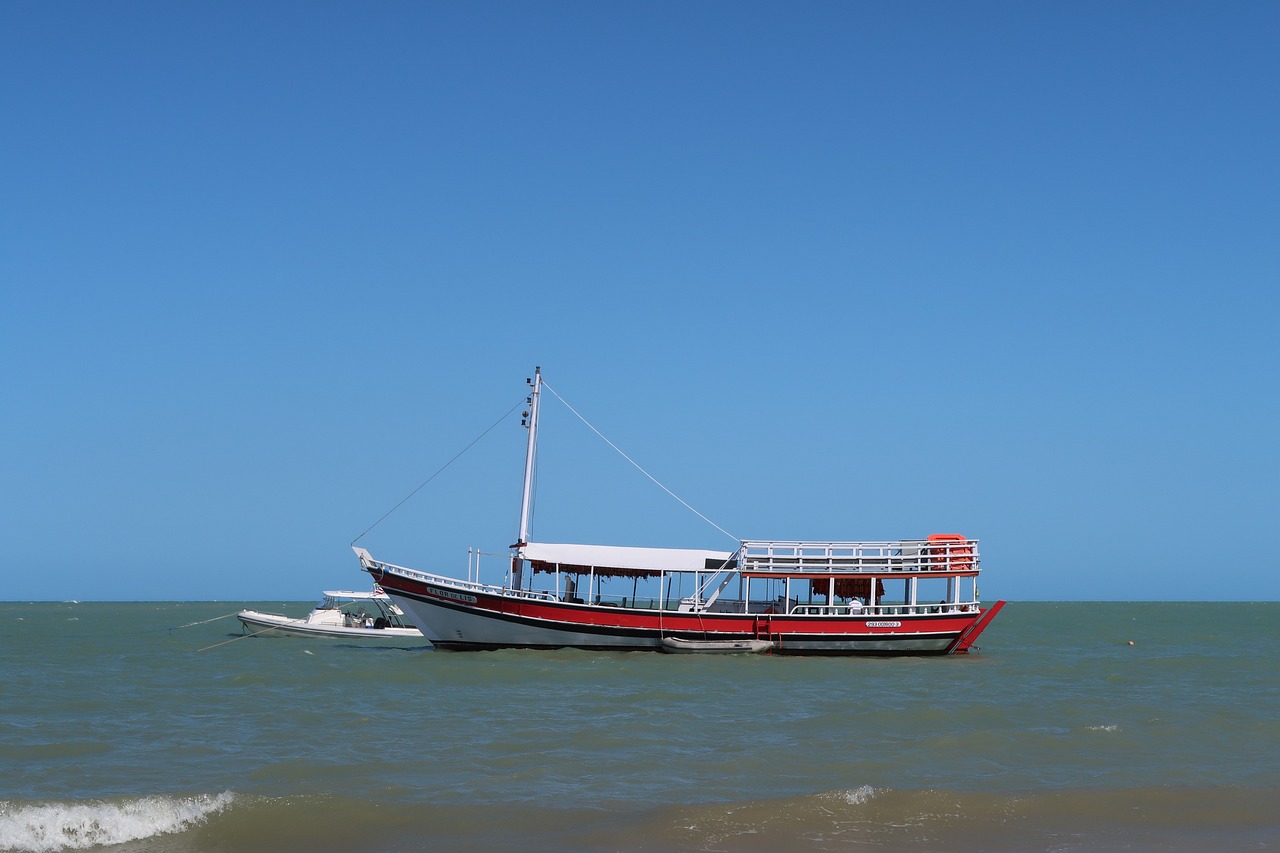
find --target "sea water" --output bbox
[0,601,1276,852]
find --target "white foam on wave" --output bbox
[1086,724,1120,732]
[834,785,877,805]
[0,791,234,852]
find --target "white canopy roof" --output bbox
[520,542,735,572]
[321,590,390,600]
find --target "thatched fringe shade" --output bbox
[831,578,886,600]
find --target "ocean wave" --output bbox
[4,787,1276,853]
[0,792,234,852]
[829,785,877,805]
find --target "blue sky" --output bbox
[3,2,1276,602]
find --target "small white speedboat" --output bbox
[237,589,427,646]
[660,637,774,654]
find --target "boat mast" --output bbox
[512,366,541,589]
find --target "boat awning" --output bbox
[521,542,736,578]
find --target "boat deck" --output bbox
[739,537,978,575]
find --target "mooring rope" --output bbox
[194,624,279,652]
[139,611,243,634]
[164,611,241,631]
[541,380,738,544]
[350,398,526,545]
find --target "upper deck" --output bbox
[738,536,978,576]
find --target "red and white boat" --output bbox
[353,368,1004,655]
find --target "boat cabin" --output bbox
[307,591,415,630]
[506,535,981,617]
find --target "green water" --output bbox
[0,601,1276,851]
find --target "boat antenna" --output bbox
[540,379,739,544]
[350,397,526,546]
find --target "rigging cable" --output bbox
[540,380,739,544]
[350,398,526,546]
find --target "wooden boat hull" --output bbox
[377,576,994,656]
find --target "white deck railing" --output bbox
[790,602,980,617]
[738,539,979,574]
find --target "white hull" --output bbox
[237,610,427,646]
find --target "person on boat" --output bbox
[848,597,863,613]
